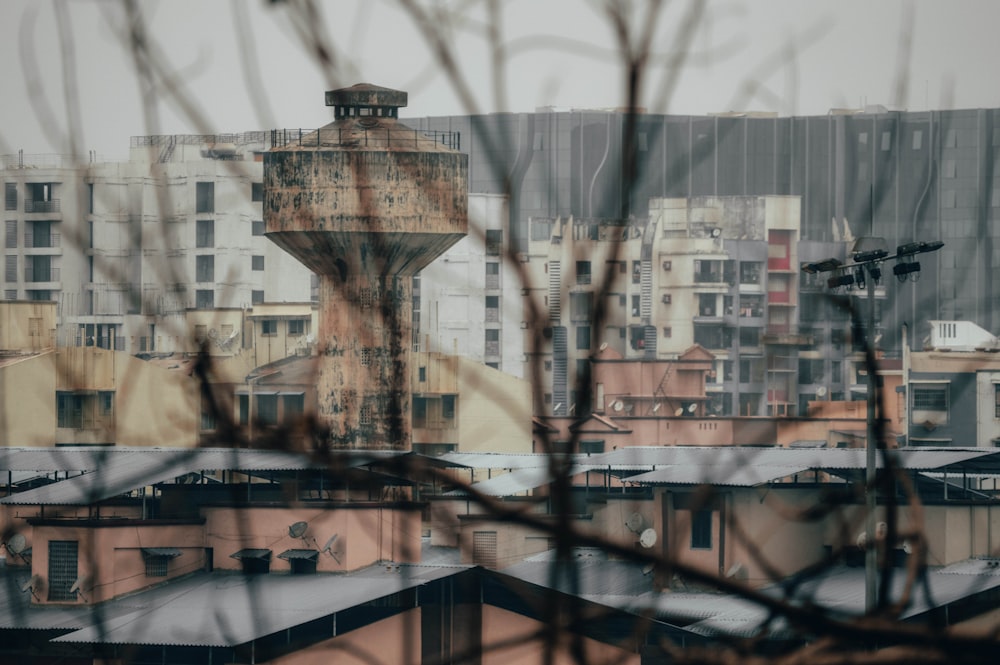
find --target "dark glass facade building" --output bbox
[410,108,1000,353]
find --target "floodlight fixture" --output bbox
[853,248,889,263]
[868,264,882,285]
[896,240,944,257]
[828,273,855,289]
[854,268,866,290]
[893,261,921,282]
[802,258,842,274]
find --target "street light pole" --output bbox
[802,238,943,615]
[864,269,877,613]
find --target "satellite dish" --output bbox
[612,400,624,413]
[69,576,90,595]
[625,512,644,533]
[816,386,828,398]
[726,562,744,578]
[641,563,655,576]
[599,342,608,351]
[6,533,26,555]
[321,534,341,563]
[652,403,661,413]
[856,531,868,549]
[21,574,40,593]
[902,541,913,555]
[687,403,697,413]
[710,227,722,238]
[675,408,684,417]
[638,528,658,549]
[288,521,308,539]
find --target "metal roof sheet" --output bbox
[0,448,404,506]
[141,548,181,558]
[277,549,318,561]
[501,558,654,597]
[439,452,558,469]
[51,565,461,647]
[230,549,271,560]
[627,464,811,487]
[447,465,598,497]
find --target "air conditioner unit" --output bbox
[662,260,672,271]
[661,294,671,304]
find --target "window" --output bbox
[251,182,264,202]
[256,394,278,425]
[4,255,15,282]
[418,366,426,382]
[739,261,762,285]
[570,292,592,321]
[579,440,605,454]
[360,347,372,366]
[4,183,16,211]
[359,405,373,425]
[472,531,498,568]
[576,325,591,350]
[57,393,85,428]
[693,259,722,283]
[48,540,79,601]
[5,220,15,248]
[201,400,216,431]
[799,359,825,384]
[196,220,214,248]
[252,220,265,236]
[485,229,502,256]
[195,182,214,213]
[698,293,716,317]
[662,327,672,338]
[252,255,265,271]
[485,328,500,355]
[143,549,179,577]
[412,397,427,427]
[912,385,947,411]
[739,327,760,347]
[485,261,500,288]
[252,289,264,305]
[195,255,214,282]
[912,130,923,150]
[87,183,94,214]
[195,289,214,309]
[995,385,1000,419]
[283,393,304,420]
[288,319,305,336]
[442,395,456,420]
[691,510,712,549]
[261,319,277,335]
[576,260,591,285]
[485,295,500,322]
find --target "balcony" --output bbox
[24,231,61,249]
[25,199,61,214]
[24,266,60,283]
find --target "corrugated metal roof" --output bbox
[447,465,598,497]
[501,558,653,597]
[586,446,1000,475]
[277,549,318,561]
[626,464,811,487]
[230,549,271,560]
[51,565,461,646]
[141,548,181,558]
[0,448,404,506]
[439,452,564,469]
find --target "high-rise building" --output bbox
[408,107,996,354]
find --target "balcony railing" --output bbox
[25,199,61,213]
[269,127,461,151]
[24,266,60,282]
[24,232,61,248]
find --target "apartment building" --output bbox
[1,137,314,356]
[523,195,840,417]
[409,107,1000,357]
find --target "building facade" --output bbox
[409,107,1000,356]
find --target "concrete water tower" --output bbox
[264,84,467,450]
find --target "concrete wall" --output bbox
[262,608,421,665]
[203,505,421,573]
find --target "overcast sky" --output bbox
[1,0,998,159]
